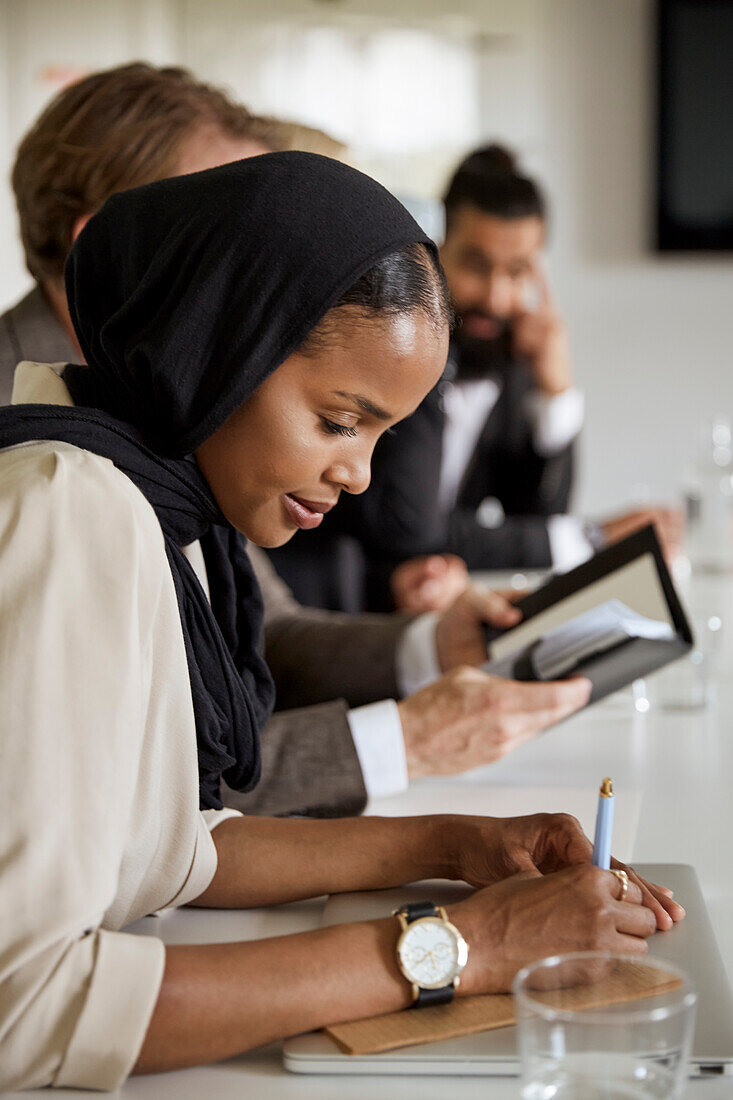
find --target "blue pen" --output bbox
[592,777,614,869]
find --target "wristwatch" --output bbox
[393,901,469,1007]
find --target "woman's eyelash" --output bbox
[322,418,358,438]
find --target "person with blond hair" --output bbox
[270,117,349,160]
[2,62,279,397]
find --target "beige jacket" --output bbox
[0,437,242,1090]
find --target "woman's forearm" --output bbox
[194,814,454,908]
[136,816,674,1076]
[134,917,411,1074]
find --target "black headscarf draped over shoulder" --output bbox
[0,152,434,808]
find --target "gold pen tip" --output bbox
[600,777,613,798]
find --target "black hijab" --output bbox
[0,152,434,808]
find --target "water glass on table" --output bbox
[514,952,697,1099]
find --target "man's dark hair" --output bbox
[443,143,546,232]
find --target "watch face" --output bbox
[397,916,464,989]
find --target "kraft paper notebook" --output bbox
[325,962,680,1056]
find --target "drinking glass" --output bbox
[514,953,697,1099]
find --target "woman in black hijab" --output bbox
[0,153,677,1089]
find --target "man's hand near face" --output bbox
[512,264,573,397]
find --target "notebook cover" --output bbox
[325,964,681,1056]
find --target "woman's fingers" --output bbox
[645,880,674,898]
[613,932,651,956]
[607,873,643,907]
[604,876,656,947]
[612,897,657,939]
[620,862,686,924]
[612,860,685,929]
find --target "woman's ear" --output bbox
[71,213,93,244]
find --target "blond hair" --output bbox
[12,62,281,281]
[269,119,348,161]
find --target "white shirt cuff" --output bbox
[395,611,441,695]
[526,387,585,456]
[547,514,594,572]
[347,699,409,800]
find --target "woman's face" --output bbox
[196,310,448,546]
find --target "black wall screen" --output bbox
[656,0,733,251]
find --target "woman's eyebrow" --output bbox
[332,391,392,421]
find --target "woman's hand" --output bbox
[445,812,594,884]
[448,865,657,995]
[611,858,686,931]
[441,813,685,930]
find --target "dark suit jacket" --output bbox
[269,358,575,611]
[1,287,410,817]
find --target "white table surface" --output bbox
[13,570,733,1098]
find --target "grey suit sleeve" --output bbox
[221,699,367,817]
[249,544,410,710]
[0,315,22,405]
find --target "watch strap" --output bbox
[414,981,455,1007]
[400,900,439,922]
[395,901,457,1008]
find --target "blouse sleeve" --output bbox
[0,444,170,1091]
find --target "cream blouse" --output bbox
[0,363,240,1091]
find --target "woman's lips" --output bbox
[282,494,336,531]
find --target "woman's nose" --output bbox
[328,452,372,496]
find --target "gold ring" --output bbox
[611,868,629,902]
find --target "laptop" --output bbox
[283,864,733,1078]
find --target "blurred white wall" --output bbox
[0,0,730,514]
[538,0,733,515]
[0,0,182,309]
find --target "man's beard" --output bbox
[452,311,515,382]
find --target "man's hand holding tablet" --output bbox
[398,671,591,777]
